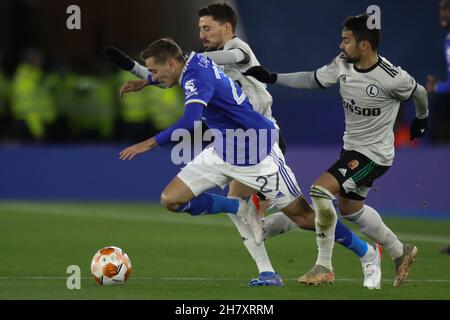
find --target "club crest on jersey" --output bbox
[366,84,379,97]
[184,79,198,98]
[198,54,211,68]
[347,160,359,170]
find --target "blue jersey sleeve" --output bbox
[182,69,214,107]
[154,103,204,146]
[436,36,450,94]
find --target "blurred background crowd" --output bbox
[0,0,449,146]
[0,48,185,143]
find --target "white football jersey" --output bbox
[222,37,275,123]
[315,54,417,166]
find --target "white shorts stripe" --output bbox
[274,152,302,195]
[270,153,301,197]
[278,157,302,196]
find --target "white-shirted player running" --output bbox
[244,13,429,287]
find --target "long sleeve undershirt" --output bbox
[200,49,247,65]
[276,71,320,89]
[412,84,429,119]
[276,70,429,119]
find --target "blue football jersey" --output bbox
[180,52,277,165]
[436,33,450,94]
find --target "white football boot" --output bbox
[362,243,383,289]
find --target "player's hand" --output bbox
[104,46,135,71]
[119,138,156,160]
[119,79,149,98]
[425,75,437,94]
[409,117,428,141]
[242,66,277,84]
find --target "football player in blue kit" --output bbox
[117,37,381,288]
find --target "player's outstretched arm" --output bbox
[119,79,149,98]
[119,137,158,160]
[120,103,204,160]
[201,49,249,65]
[243,66,320,89]
[104,46,150,80]
[410,84,429,141]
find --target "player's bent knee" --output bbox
[309,185,335,201]
[309,185,337,226]
[160,192,179,212]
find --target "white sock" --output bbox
[227,213,275,273]
[344,205,403,260]
[310,185,337,271]
[262,212,298,240]
[360,243,376,264]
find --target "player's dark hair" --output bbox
[140,38,184,64]
[343,14,381,50]
[197,3,237,32]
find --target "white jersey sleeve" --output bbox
[221,37,275,122]
[223,38,251,64]
[389,67,417,101]
[315,54,343,88]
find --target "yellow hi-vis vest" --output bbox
[11,63,56,139]
[118,70,150,123]
[147,86,184,130]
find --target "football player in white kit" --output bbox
[244,13,429,287]
[105,6,383,289]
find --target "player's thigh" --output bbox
[177,147,232,197]
[161,176,196,205]
[338,196,365,215]
[281,196,315,230]
[228,180,257,198]
[260,144,303,209]
[230,144,302,209]
[313,172,340,195]
[328,149,389,201]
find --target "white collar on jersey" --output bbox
[178,52,196,85]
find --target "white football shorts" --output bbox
[177,143,302,209]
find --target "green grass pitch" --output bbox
[0,201,449,300]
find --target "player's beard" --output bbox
[205,44,220,52]
[202,39,221,52]
[341,51,358,64]
[345,57,357,63]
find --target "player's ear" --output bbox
[167,58,176,70]
[224,21,233,35]
[360,40,371,51]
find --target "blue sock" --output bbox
[176,193,239,216]
[334,219,368,257]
